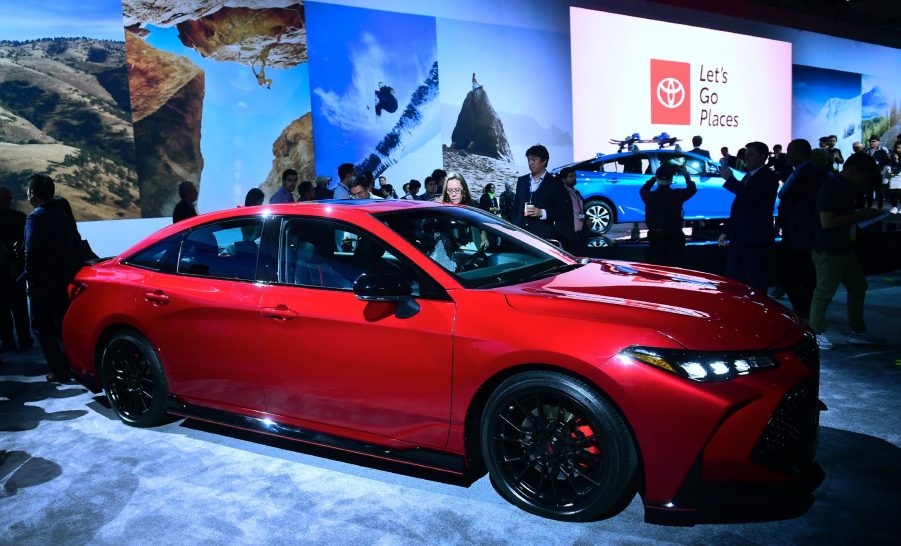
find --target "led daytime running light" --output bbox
[622,347,776,382]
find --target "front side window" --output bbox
[378,207,578,289]
[280,218,441,298]
[177,218,263,281]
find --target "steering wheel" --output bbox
[459,250,489,272]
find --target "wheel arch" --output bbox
[93,323,171,385]
[462,362,645,493]
[94,323,173,427]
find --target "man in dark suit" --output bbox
[513,144,570,241]
[24,174,82,382]
[689,135,710,158]
[0,186,32,353]
[776,139,825,320]
[720,147,738,169]
[718,141,779,293]
[767,143,793,182]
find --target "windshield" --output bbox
[377,206,577,288]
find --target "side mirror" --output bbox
[353,272,420,319]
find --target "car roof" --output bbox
[200,198,440,222]
[553,148,711,172]
[119,199,443,258]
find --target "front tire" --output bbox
[480,371,637,521]
[584,201,615,235]
[100,330,170,427]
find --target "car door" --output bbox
[137,217,268,414]
[255,216,455,449]
[601,153,651,222]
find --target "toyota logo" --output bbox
[656,77,685,109]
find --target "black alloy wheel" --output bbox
[101,330,170,427]
[584,201,615,235]
[481,371,637,521]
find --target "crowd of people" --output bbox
[7,130,895,382]
[649,134,898,351]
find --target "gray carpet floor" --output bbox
[2,275,900,545]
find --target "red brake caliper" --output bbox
[572,420,601,468]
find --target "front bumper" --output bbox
[637,338,824,524]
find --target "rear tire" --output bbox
[480,371,637,521]
[585,201,615,235]
[100,330,170,427]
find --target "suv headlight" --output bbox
[621,346,777,382]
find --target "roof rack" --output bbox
[608,132,683,152]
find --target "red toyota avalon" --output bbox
[62,200,821,522]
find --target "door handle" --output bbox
[609,178,619,183]
[261,304,298,320]
[144,290,170,305]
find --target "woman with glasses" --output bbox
[439,173,476,206]
[438,172,490,251]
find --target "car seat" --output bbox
[294,241,345,288]
[180,229,219,276]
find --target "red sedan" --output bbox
[62,200,821,521]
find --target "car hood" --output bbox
[501,260,800,350]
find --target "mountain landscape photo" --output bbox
[0,37,139,220]
[444,85,527,195]
[124,0,311,214]
[862,81,901,145]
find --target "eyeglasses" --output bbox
[447,188,464,194]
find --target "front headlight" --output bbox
[621,346,777,382]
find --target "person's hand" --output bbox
[524,204,542,218]
[717,162,731,179]
[479,232,490,250]
[718,233,727,247]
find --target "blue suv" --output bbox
[556,149,747,235]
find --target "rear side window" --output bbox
[572,158,604,173]
[177,219,263,281]
[124,234,183,272]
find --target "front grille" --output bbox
[751,380,819,473]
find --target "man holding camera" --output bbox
[640,163,696,266]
